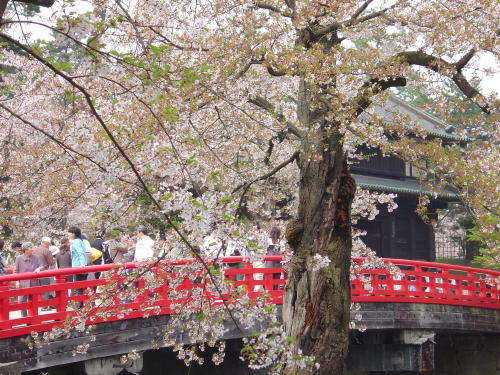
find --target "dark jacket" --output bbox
[56,245,72,269]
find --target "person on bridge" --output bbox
[134,226,154,262]
[11,241,22,255]
[90,230,104,252]
[68,227,88,304]
[0,239,7,276]
[14,242,44,317]
[56,238,72,281]
[105,228,129,263]
[264,227,284,291]
[33,237,56,305]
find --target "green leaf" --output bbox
[209,171,220,181]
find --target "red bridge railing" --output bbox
[0,257,498,339]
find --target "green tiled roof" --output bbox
[353,174,460,200]
[364,96,469,142]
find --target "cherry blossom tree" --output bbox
[0,0,498,374]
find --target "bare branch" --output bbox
[398,50,491,114]
[455,48,476,71]
[265,63,287,76]
[234,58,264,79]
[350,0,375,20]
[350,4,396,26]
[0,0,7,22]
[284,0,295,9]
[255,1,293,18]
[13,0,54,6]
[312,3,396,40]
[233,150,299,196]
[234,56,287,78]
[351,76,407,120]
[248,95,303,138]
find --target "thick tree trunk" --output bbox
[282,132,355,375]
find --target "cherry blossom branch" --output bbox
[199,83,291,135]
[0,20,151,72]
[146,26,210,52]
[114,0,147,51]
[0,102,137,187]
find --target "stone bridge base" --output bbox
[20,333,500,375]
[6,303,499,375]
[348,332,500,375]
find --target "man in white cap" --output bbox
[33,236,56,308]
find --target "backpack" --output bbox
[102,242,114,264]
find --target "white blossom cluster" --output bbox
[241,324,318,374]
[310,254,331,272]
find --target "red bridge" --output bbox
[0,256,498,340]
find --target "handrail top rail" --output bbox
[0,256,498,283]
[361,258,500,276]
[0,255,284,282]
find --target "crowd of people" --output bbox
[0,225,285,317]
[0,225,286,309]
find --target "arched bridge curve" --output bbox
[0,257,497,373]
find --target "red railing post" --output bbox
[55,274,68,313]
[243,259,254,297]
[0,281,9,321]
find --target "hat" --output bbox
[41,236,51,243]
[49,245,60,256]
[21,242,33,251]
[137,225,148,235]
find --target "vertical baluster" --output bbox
[416,264,426,295]
[442,268,448,297]
[462,270,471,301]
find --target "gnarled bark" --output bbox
[283,130,355,375]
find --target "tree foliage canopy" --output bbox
[0,0,498,373]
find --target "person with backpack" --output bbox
[103,228,128,264]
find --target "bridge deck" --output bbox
[0,257,498,340]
